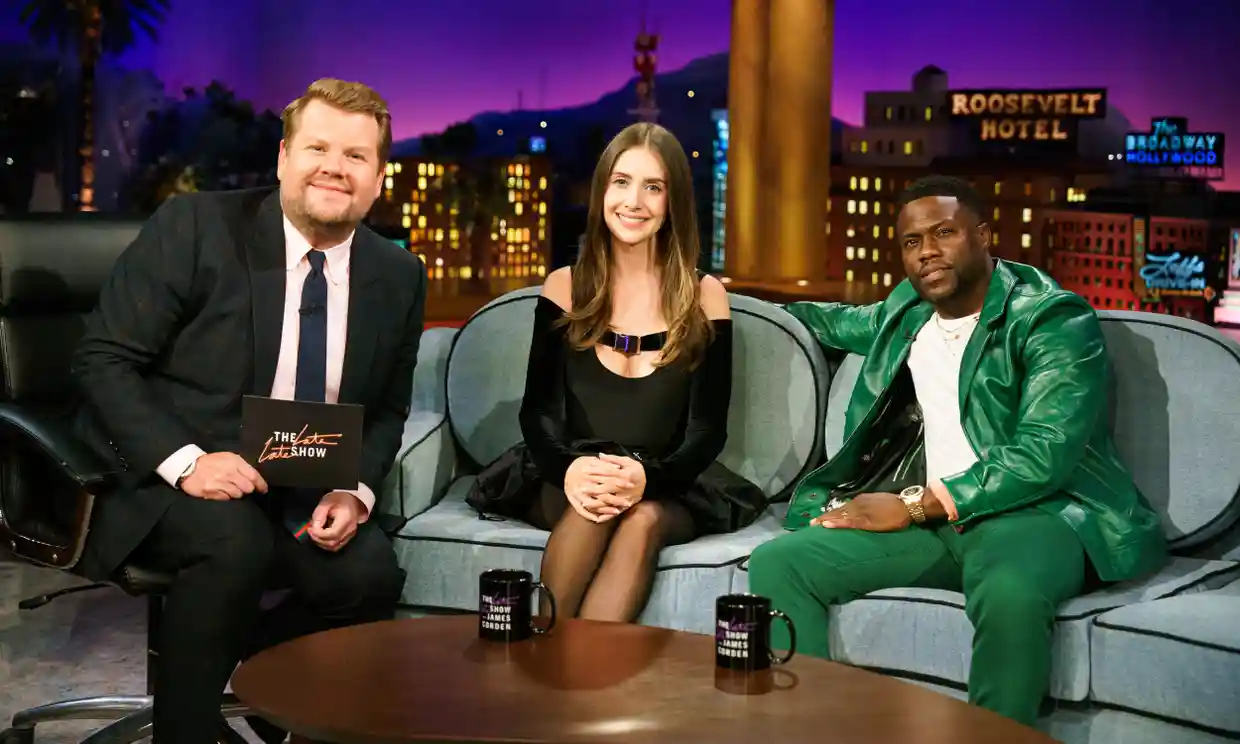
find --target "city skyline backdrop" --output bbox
[2,0,1237,186]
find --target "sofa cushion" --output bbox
[443,288,828,501]
[731,555,1240,702]
[1090,577,1240,735]
[395,477,787,633]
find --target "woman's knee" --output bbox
[615,501,689,545]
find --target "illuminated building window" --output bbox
[846,246,855,260]
[873,250,880,262]
[850,176,857,190]
[826,222,831,235]
[1049,188,1057,202]
[401,216,411,228]
[994,182,1002,196]
[394,162,402,174]
[402,203,411,215]
[887,226,894,239]
[859,201,868,215]
[885,106,893,121]
[1021,233,1032,249]
[903,141,913,155]
[860,177,869,191]
[539,176,547,190]
[872,225,880,239]
[1022,208,1032,223]
[883,273,893,286]
[860,141,869,154]
[385,163,395,176]
[871,272,879,285]
[1024,181,1033,196]
[873,202,880,214]
[827,198,832,212]
[384,177,393,189]
[435,228,444,242]
[417,215,427,228]
[875,177,883,191]
[508,177,515,188]
[435,203,443,214]
[418,163,427,176]
[993,207,1000,221]
[846,226,856,238]
[993,232,1000,245]
[924,106,932,121]
[538,202,546,215]
[859,247,868,259]
[847,200,857,214]
[508,190,516,203]
[846,269,855,282]
[417,177,427,190]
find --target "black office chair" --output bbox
[0,217,251,744]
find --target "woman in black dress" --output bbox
[512,122,739,623]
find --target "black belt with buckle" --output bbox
[600,329,667,355]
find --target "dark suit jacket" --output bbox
[72,186,427,580]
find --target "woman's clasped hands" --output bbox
[563,453,647,523]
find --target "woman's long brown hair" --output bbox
[561,122,713,369]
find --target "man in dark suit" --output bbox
[72,78,426,744]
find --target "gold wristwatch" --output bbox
[899,485,927,524]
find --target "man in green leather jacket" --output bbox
[747,175,1167,727]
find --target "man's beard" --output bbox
[295,188,357,229]
[282,187,358,244]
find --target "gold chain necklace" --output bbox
[933,312,980,342]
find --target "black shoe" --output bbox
[246,715,288,744]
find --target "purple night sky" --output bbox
[2,0,1237,187]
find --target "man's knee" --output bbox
[965,570,1060,629]
[175,498,276,589]
[307,528,404,616]
[746,532,804,587]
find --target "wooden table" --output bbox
[231,615,1059,744]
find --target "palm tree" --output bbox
[19,0,169,211]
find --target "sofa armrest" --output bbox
[377,410,457,527]
[0,403,118,491]
[412,326,458,415]
[375,326,460,530]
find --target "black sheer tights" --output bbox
[525,481,695,623]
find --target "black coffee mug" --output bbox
[715,593,796,671]
[478,569,557,642]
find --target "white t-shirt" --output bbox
[907,312,981,483]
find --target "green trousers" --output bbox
[746,508,1086,726]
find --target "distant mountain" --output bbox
[391,52,847,174]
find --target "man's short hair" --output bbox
[897,175,986,223]
[281,78,392,165]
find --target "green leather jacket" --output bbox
[783,260,1167,583]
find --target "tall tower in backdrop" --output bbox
[726,0,833,283]
[630,17,660,123]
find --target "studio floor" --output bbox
[0,558,267,743]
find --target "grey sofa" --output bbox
[381,290,1240,743]
[382,286,827,631]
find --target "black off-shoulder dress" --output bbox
[466,295,766,537]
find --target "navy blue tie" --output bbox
[285,250,329,539]
[296,250,328,403]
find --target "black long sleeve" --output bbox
[71,195,201,475]
[517,297,579,487]
[641,320,732,497]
